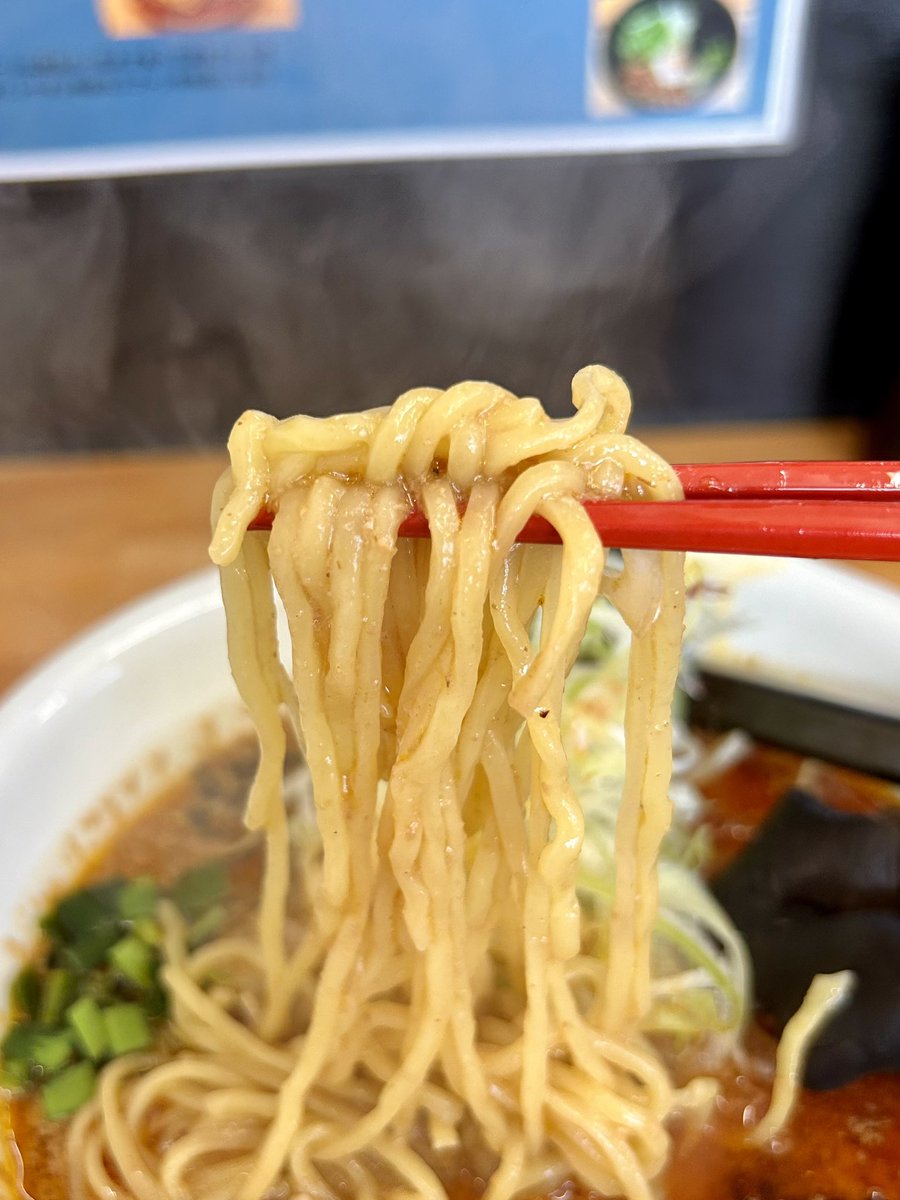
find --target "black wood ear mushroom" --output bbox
[712,788,900,1089]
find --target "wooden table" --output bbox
[1,419,898,697]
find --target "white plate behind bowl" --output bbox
[1,556,900,1002]
[690,555,900,719]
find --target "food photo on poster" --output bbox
[94,0,300,37]
[591,0,744,112]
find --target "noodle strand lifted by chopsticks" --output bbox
[69,366,693,1200]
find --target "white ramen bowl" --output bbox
[1,558,899,1004]
[0,570,237,1004]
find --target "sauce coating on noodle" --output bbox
[5,738,898,1200]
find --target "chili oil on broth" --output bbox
[5,736,899,1200]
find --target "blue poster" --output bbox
[0,0,809,181]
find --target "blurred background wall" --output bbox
[0,0,897,455]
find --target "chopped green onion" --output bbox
[65,997,109,1061]
[169,862,227,917]
[11,966,41,1019]
[53,890,113,940]
[116,878,158,922]
[3,1024,74,1074]
[82,970,117,1007]
[39,969,76,1026]
[2,861,231,1119]
[143,983,168,1021]
[132,917,162,947]
[0,1061,31,1091]
[107,936,155,989]
[38,911,60,940]
[89,879,129,910]
[41,1061,96,1120]
[57,925,121,973]
[31,1033,74,1075]
[187,904,226,948]
[103,1004,152,1056]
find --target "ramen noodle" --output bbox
[61,367,845,1200]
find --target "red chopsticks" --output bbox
[673,460,900,501]
[498,500,900,560]
[246,462,900,561]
